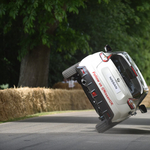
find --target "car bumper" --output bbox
[76,66,114,121]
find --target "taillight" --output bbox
[91,91,97,97]
[100,53,112,62]
[80,67,87,77]
[81,68,85,74]
[100,53,108,62]
[107,54,112,60]
[131,66,137,76]
[127,99,136,109]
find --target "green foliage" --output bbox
[49,20,92,86]
[1,0,150,86]
[0,0,90,86]
[0,13,20,86]
[123,0,150,84]
[0,84,9,89]
[0,0,88,61]
[67,0,150,85]
[55,21,91,55]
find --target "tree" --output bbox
[0,13,20,87]
[0,0,91,87]
[1,0,150,87]
[67,0,150,84]
[124,0,150,83]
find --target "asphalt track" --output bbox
[0,110,150,150]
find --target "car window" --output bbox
[111,55,141,98]
[122,52,148,91]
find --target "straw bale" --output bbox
[74,82,82,89]
[53,82,68,89]
[43,88,55,111]
[16,87,49,113]
[0,87,93,121]
[0,91,8,121]
[0,89,24,121]
[52,82,82,89]
[1,86,149,122]
[141,87,150,107]
[17,87,36,114]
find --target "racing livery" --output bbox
[62,45,149,133]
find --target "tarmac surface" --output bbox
[0,110,150,150]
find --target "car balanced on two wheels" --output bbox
[62,45,149,133]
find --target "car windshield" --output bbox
[111,55,142,98]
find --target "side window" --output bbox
[111,55,141,98]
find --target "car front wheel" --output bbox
[62,63,79,79]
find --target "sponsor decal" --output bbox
[92,71,113,105]
[109,76,118,89]
[93,71,100,82]
[101,87,113,106]
[106,74,121,94]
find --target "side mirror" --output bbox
[104,45,112,52]
[139,104,147,113]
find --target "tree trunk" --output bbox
[18,45,50,87]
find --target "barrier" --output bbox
[0,88,92,121]
[0,86,149,122]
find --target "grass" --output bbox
[0,109,94,124]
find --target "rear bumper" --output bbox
[76,66,114,122]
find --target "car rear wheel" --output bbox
[62,63,79,79]
[96,120,118,133]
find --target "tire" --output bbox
[62,63,79,79]
[96,120,118,133]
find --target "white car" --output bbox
[62,45,149,133]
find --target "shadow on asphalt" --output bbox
[105,118,150,135]
[17,116,99,124]
[16,115,150,135]
[17,115,150,125]
[105,127,150,135]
